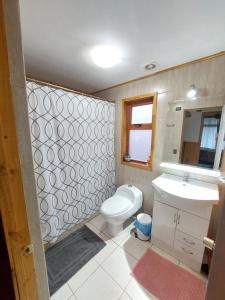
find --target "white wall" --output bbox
[183,111,202,143]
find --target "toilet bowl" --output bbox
[100,184,143,236]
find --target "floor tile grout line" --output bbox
[123,276,133,292]
[125,276,158,300]
[100,262,129,291]
[95,243,119,265]
[50,282,74,300]
[118,240,153,262]
[98,265,125,298]
[119,291,132,300]
[69,264,102,296]
[68,293,77,300]
[90,218,153,264]
[67,282,75,297]
[99,249,137,293]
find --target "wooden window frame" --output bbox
[121,93,157,170]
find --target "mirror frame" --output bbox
[179,106,224,170]
[164,95,225,172]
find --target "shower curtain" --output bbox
[26,81,115,242]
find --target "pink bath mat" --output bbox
[132,249,206,300]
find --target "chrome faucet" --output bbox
[183,172,189,182]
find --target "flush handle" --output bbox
[203,237,216,251]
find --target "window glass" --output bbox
[129,130,152,162]
[201,117,220,150]
[203,117,218,126]
[131,104,152,124]
[200,127,217,149]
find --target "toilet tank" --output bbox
[116,184,143,206]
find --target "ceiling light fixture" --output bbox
[187,84,198,99]
[145,63,156,71]
[91,45,122,68]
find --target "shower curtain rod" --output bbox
[26,77,113,102]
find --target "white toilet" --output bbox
[100,184,143,236]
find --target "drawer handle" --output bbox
[182,247,194,255]
[177,214,181,224]
[183,237,195,245]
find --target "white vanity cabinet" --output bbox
[151,173,219,273]
[152,196,211,272]
[151,201,177,248]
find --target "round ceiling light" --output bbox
[91,45,122,68]
[145,63,156,71]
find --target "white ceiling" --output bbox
[19,0,225,93]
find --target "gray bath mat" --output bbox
[45,225,106,296]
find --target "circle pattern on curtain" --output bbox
[27,81,115,242]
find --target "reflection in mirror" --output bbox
[181,106,225,170]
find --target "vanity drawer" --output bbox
[174,240,203,272]
[176,210,209,240]
[175,230,204,253]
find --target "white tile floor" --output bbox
[51,214,207,300]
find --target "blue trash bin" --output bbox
[134,213,152,241]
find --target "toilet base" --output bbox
[106,222,123,237]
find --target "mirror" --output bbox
[181,107,225,170]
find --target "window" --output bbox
[200,116,220,150]
[121,93,157,170]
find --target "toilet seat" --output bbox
[101,196,132,216]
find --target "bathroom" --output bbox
[1,1,225,300]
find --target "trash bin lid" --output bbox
[137,213,151,225]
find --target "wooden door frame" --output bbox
[206,151,225,299]
[0,1,39,299]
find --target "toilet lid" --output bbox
[101,196,132,215]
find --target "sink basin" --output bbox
[152,173,219,208]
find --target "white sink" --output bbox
[152,173,219,208]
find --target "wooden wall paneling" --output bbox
[93,51,225,95]
[221,153,225,172]
[95,54,225,213]
[182,142,200,165]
